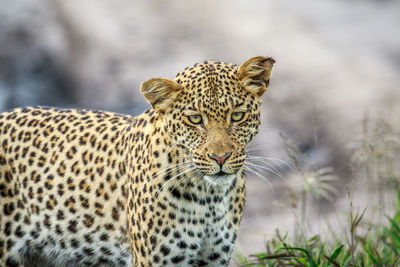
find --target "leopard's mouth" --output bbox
[215,170,229,176]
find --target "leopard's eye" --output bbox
[231,112,245,122]
[187,114,203,125]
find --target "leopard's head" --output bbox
[141,56,274,185]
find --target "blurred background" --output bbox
[1,0,400,259]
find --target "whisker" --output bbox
[229,175,240,193]
[244,165,273,192]
[245,158,288,182]
[245,147,264,153]
[155,166,196,197]
[246,155,297,173]
[193,170,204,187]
[172,169,198,189]
[156,166,196,196]
[245,161,289,184]
[152,162,192,178]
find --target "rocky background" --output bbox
[1,0,400,259]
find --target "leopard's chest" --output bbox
[151,190,238,266]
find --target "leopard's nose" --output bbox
[208,152,232,166]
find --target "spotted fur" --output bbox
[0,56,274,267]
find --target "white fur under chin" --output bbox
[203,174,236,187]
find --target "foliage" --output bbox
[235,189,400,267]
[236,114,400,267]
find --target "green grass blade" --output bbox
[282,247,318,267]
[235,252,249,265]
[362,244,381,265]
[296,257,311,266]
[330,245,344,260]
[252,252,268,259]
[323,255,340,267]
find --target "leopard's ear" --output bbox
[238,56,275,96]
[141,78,180,113]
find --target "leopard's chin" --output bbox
[203,173,236,186]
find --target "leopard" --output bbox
[0,56,275,267]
